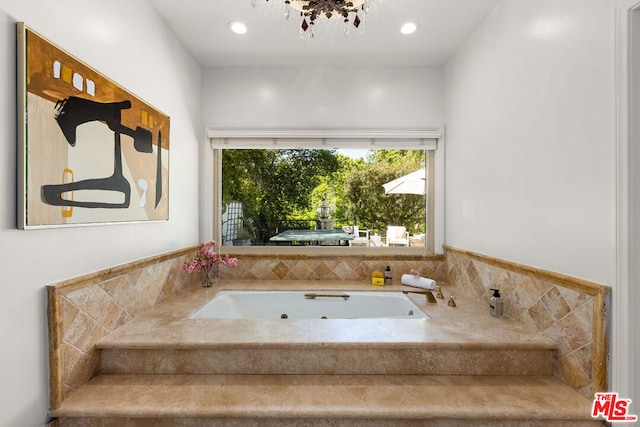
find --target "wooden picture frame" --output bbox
[17,23,169,228]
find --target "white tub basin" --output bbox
[190,291,429,320]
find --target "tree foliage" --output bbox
[344,150,425,235]
[222,148,426,243]
[222,149,339,241]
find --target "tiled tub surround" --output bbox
[47,246,201,410]
[47,250,446,411]
[51,280,600,425]
[46,247,606,424]
[219,252,447,282]
[444,245,610,399]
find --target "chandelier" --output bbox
[252,0,371,38]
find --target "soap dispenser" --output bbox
[489,288,503,318]
[384,266,392,285]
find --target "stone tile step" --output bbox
[53,418,604,427]
[100,346,553,376]
[51,374,602,426]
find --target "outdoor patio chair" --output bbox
[386,226,409,246]
[342,225,370,246]
[369,234,383,247]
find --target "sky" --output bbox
[336,149,369,160]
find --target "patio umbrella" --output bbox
[382,169,426,195]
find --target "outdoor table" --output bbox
[269,229,353,245]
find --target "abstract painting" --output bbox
[17,23,169,228]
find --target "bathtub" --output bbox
[190,290,429,320]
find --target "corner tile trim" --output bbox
[47,286,63,409]
[444,245,611,394]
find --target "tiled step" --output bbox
[51,374,602,427]
[99,344,554,376]
[56,287,601,426]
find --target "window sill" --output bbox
[220,245,442,260]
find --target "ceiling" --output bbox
[148,0,499,68]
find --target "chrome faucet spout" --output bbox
[402,289,437,304]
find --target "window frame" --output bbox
[203,127,444,256]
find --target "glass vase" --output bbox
[202,265,220,287]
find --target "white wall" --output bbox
[444,0,616,286]
[627,0,640,410]
[202,67,443,127]
[0,1,202,426]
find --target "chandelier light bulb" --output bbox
[284,1,291,19]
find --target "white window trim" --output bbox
[201,126,445,255]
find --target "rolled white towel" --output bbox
[401,274,436,290]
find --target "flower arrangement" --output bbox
[182,240,238,287]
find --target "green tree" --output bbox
[222,149,339,242]
[222,148,425,244]
[343,150,425,235]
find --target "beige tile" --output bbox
[138,269,166,311]
[542,322,572,358]
[540,287,571,321]
[528,300,554,332]
[64,352,99,392]
[313,262,334,279]
[511,276,540,310]
[448,264,460,286]
[466,260,479,282]
[287,260,307,278]
[60,298,80,337]
[62,343,82,379]
[273,261,291,279]
[146,261,172,286]
[556,352,589,390]
[355,262,374,279]
[63,309,99,352]
[557,285,591,310]
[101,275,137,318]
[470,275,486,298]
[558,303,592,351]
[531,278,554,296]
[573,343,594,384]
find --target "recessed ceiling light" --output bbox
[400,22,419,35]
[229,21,248,35]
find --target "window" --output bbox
[206,129,443,255]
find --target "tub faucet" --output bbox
[402,289,437,304]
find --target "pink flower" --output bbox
[182,240,239,274]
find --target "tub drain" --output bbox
[280,314,288,319]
